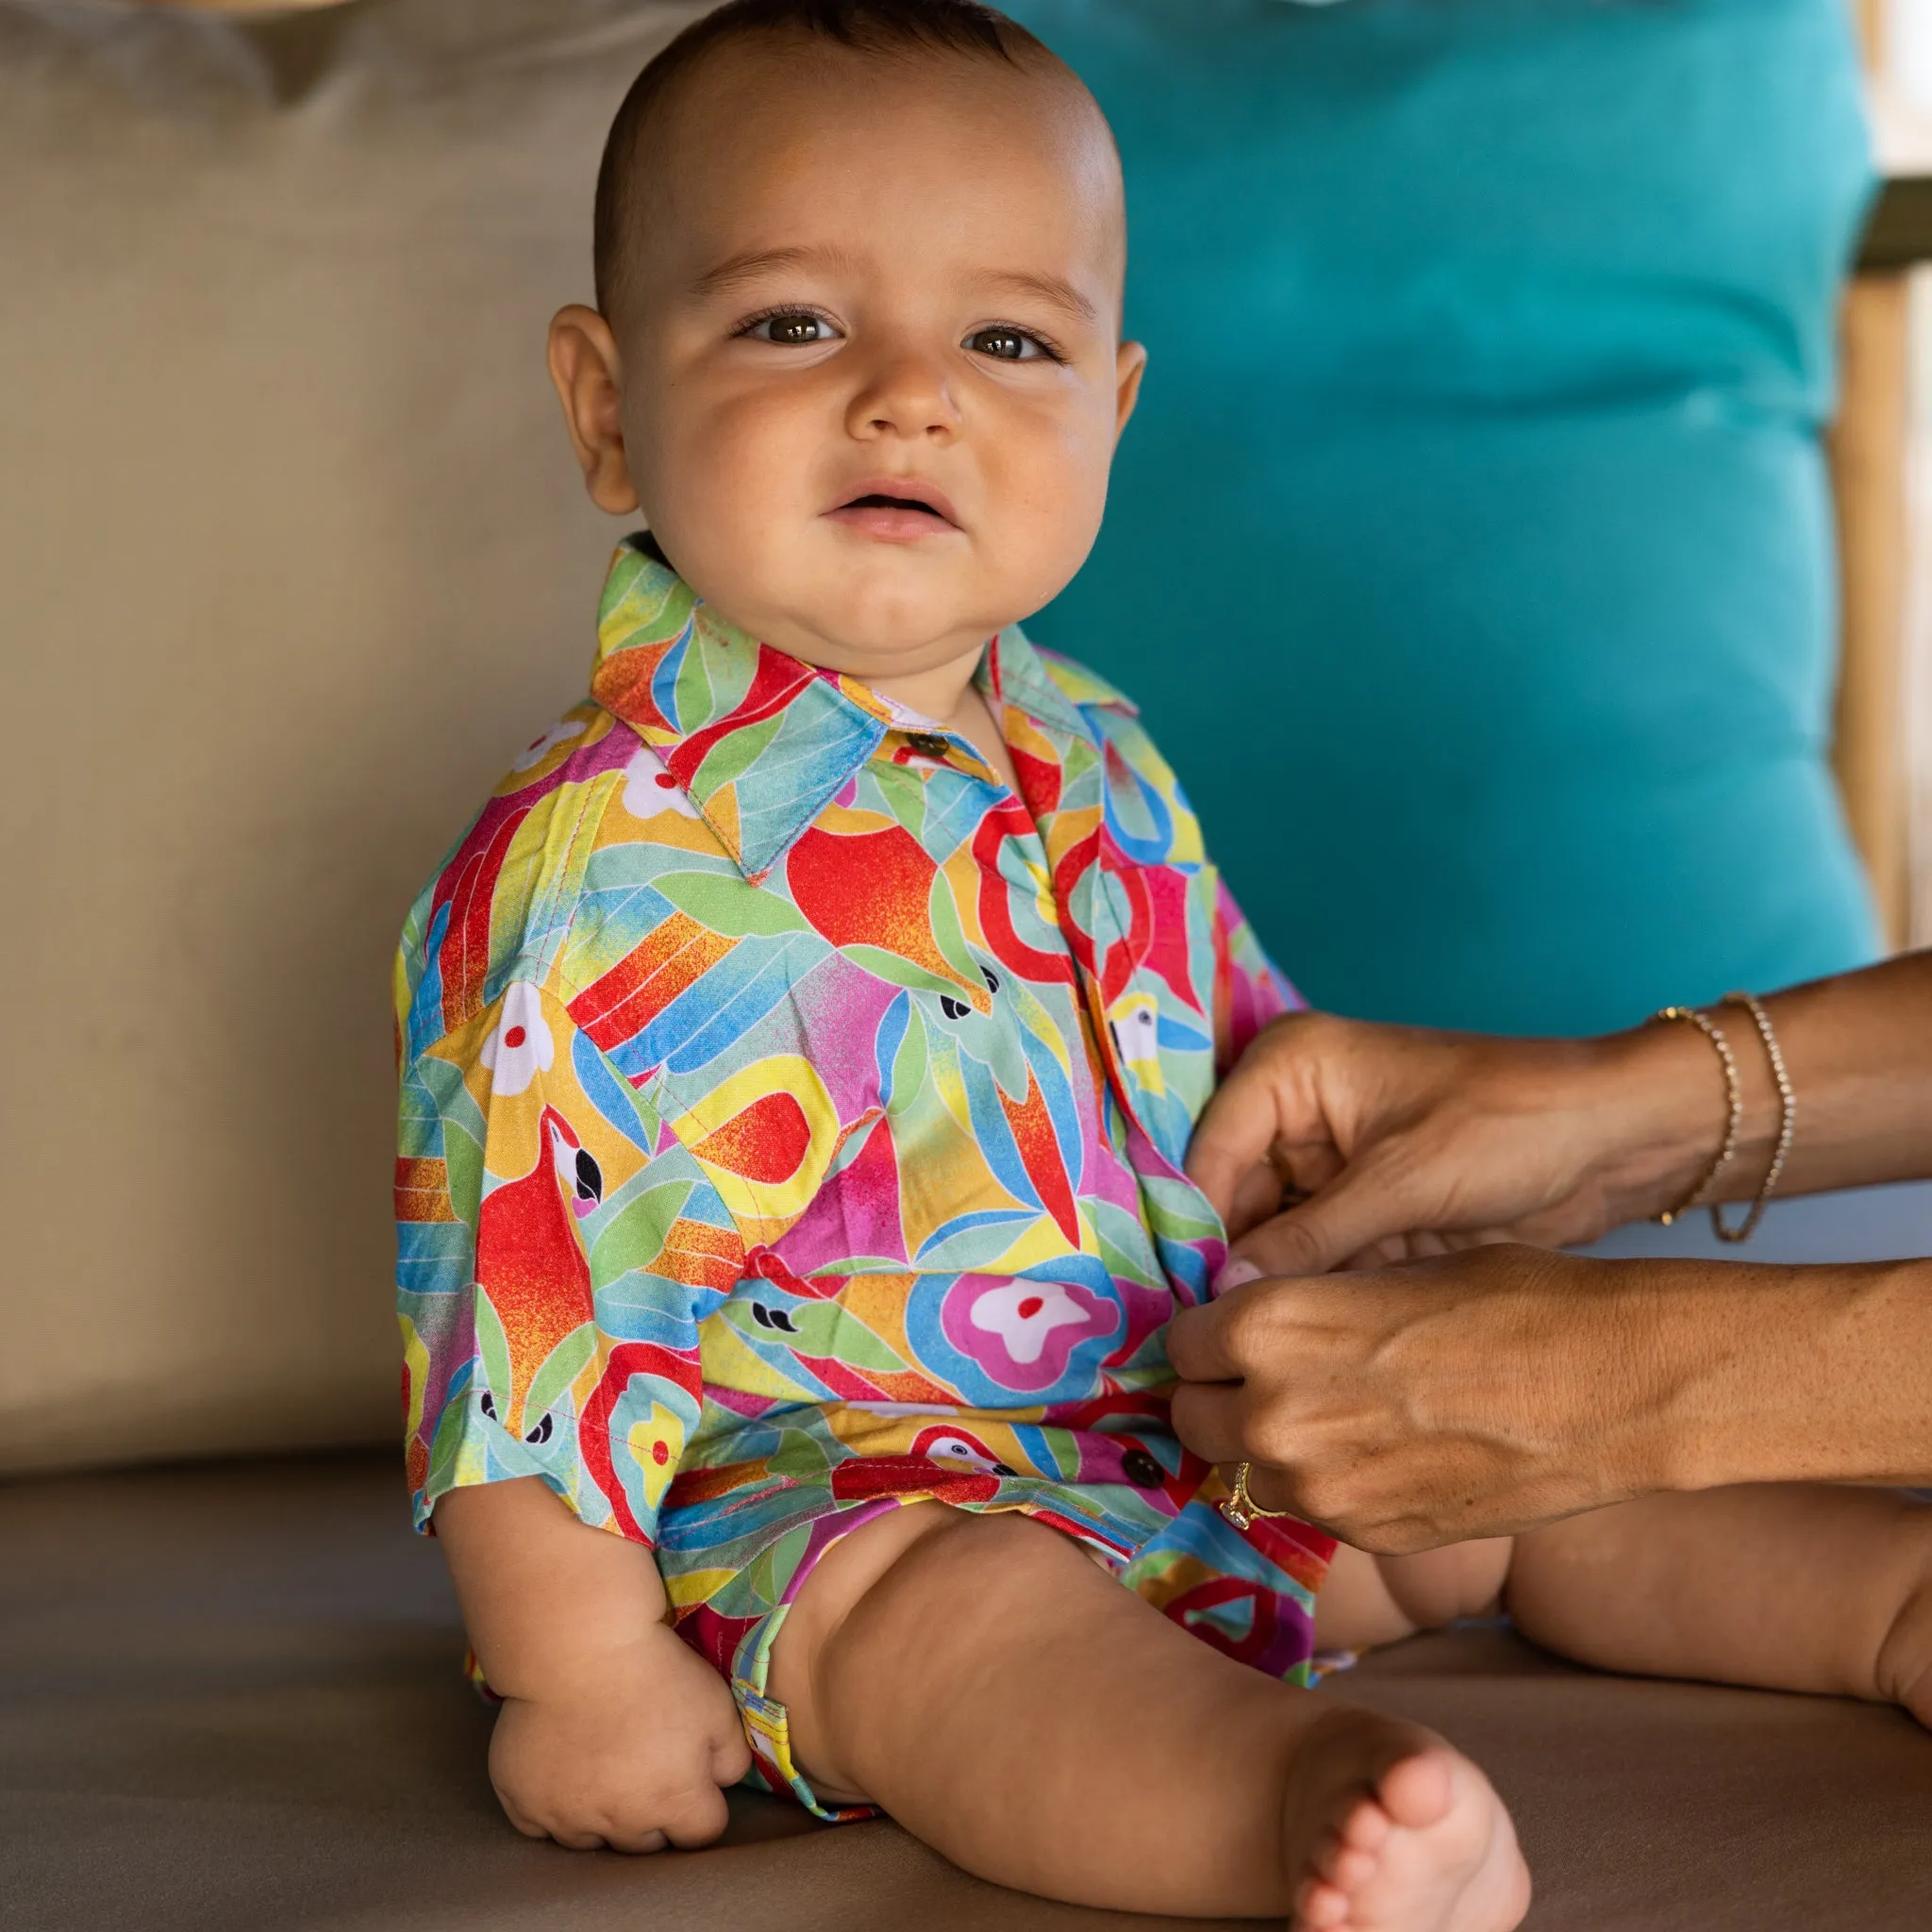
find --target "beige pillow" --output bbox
[0,0,705,1473]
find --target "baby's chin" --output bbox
[731,574,1030,680]
[665,521,1075,678]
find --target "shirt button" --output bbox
[906,732,950,758]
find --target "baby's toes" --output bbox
[1293,1796,1391,1929]
[1335,1796,1394,1857]
[1292,1874,1356,1931]
[1374,1750,1457,1835]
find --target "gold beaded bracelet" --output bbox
[1709,991,1797,1243]
[1649,994,1797,1241]
[1648,1005,1742,1224]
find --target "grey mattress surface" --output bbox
[3,1453,1928,1931]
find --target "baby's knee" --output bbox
[1316,1539,1513,1651]
[1377,1538,1513,1631]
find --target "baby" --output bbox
[392,5,1931,1928]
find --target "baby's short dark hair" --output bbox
[593,0,1060,323]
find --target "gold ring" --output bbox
[1219,1461,1293,1530]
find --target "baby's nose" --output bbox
[847,350,961,441]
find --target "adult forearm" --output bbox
[1596,953,1932,1216]
[1661,1258,1932,1491]
[1168,1246,1932,1550]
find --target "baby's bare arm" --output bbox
[434,1478,749,1852]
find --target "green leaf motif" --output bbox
[523,1324,597,1428]
[890,1001,929,1105]
[443,1123,484,1233]
[653,869,809,939]
[693,709,783,796]
[590,1178,693,1286]
[846,943,965,999]
[426,1393,472,1495]
[925,870,981,986]
[475,1291,513,1414]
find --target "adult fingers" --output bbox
[1224,1159,1285,1243]
[1226,1148,1441,1279]
[1232,1457,1306,1522]
[1185,1029,1325,1220]
[1165,1371,1252,1463]
[1165,1273,1285,1384]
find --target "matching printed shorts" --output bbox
[654,1406,1335,1820]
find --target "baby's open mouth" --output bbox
[826,484,961,540]
[846,492,949,521]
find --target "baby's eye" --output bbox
[963,325,1054,363]
[742,310,840,346]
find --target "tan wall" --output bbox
[0,0,703,1474]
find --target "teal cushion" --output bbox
[1008,0,1880,1034]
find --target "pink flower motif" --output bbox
[968,1280,1089,1365]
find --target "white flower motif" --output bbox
[479,982,554,1096]
[510,715,590,772]
[969,1281,1089,1365]
[621,741,700,819]
[1110,1003,1161,1070]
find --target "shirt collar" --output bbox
[588,534,1096,876]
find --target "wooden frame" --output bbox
[1830,274,1913,945]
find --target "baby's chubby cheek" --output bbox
[626,376,1113,658]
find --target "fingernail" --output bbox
[1215,1257,1261,1291]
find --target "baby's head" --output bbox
[548,0,1142,686]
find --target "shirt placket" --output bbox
[1003,711,1188,1191]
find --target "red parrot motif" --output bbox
[474,1103,603,1435]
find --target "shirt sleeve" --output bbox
[395,978,743,1545]
[1211,875,1304,1076]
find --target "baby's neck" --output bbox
[866,651,1019,796]
[864,650,984,730]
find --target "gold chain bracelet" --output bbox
[1648,1005,1743,1224]
[1710,991,1796,1243]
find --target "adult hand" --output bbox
[1185,1010,1715,1277]
[1168,1245,1700,1552]
[1171,974,1932,1546]
[1168,1242,1931,1549]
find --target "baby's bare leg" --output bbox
[1502,1484,1932,1720]
[1316,1541,1515,1653]
[769,1505,1529,1928]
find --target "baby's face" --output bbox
[601,43,1141,680]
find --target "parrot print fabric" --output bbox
[394,536,1333,1811]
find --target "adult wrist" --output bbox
[1580,1023,1739,1225]
[1613,1258,1924,1493]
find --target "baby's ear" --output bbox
[1113,340,1148,442]
[547,306,641,515]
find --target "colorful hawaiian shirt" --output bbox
[394,536,1332,1730]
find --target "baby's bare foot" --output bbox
[1284,1715,1528,1932]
